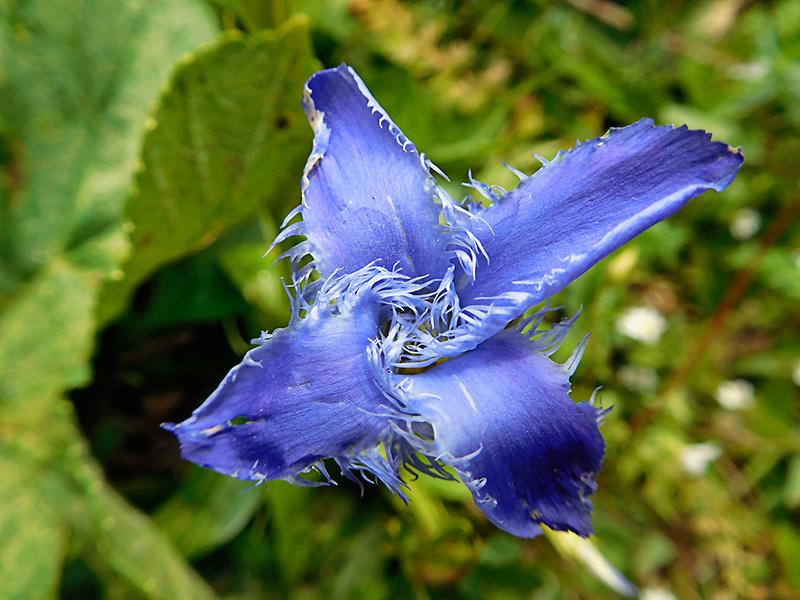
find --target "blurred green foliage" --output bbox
[0,0,798,598]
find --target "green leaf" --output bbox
[775,524,800,589]
[0,0,218,282]
[43,401,218,600]
[0,0,217,400]
[783,455,800,509]
[0,0,218,399]
[99,17,320,323]
[215,215,292,326]
[2,395,219,600]
[328,524,388,600]
[136,253,251,329]
[155,468,262,559]
[0,2,222,597]
[77,479,218,600]
[216,0,292,31]
[0,455,67,600]
[0,260,95,405]
[266,482,318,585]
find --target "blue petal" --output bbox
[451,120,743,348]
[165,267,417,484]
[276,65,451,281]
[403,330,605,537]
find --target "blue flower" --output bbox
[165,65,742,538]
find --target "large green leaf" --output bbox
[0,398,217,600]
[0,455,67,600]
[0,0,218,398]
[0,1,221,597]
[75,471,218,600]
[98,17,319,323]
[0,260,96,405]
[0,0,218,285]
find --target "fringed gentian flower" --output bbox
[165,65,742,537]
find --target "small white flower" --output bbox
[618,365,659,393]
[681,442,722,477]
[730,208,761,241]
[640,587,679,600]
[616,306,667,345]
[792,360,800,387]
[716,379,755,410]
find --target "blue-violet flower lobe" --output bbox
[165,65,743,538]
